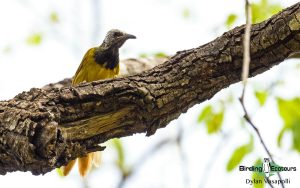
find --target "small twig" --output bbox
[239,99,277,188]
[240,1,284,188]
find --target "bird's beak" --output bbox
[125,34,136,39]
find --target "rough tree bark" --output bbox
[0,2,299,175]
[42,57,167,90]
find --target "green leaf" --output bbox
[111,139,132,177]
[198,105,212,122]
[112,138,125,169]
[277,127,286,147]
[292,122,300,152]
[206,111,224,134]
[226,14,238,28]
[277,98,300,152]
[198,105,224,134]
[56,168,64,177]
[50,12,59,23]
[277,98,300,128]
[255,91,268,106]
[226,138,253,172]
[26,33,42,45]
[252,159,265,188]
[227,145,250,171]
[251,0,283,24]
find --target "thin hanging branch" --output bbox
[241,0,252,100]
[0,2,299,175]
[239,1,285,187]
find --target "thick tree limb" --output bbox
[0,3,300,175]
[42,57,167,90]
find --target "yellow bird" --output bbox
[61,29,136,177]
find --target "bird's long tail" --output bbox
[61,152,102,177]
[61,159,77,176]
[78,152,102,177]
[92,151,102,167]
[78,154,93,177]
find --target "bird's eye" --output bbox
[113,32,122,37]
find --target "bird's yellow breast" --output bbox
[72,48,119,85]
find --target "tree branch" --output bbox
[42,57,167,90]
[0,2,299,175]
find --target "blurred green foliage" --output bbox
[139,52,168,58]
[26,33,42,45]
[277,98,300,152]
[56,168,64,177]
[226,136,253,171]
[182,7,191,19]
[154,52,168,58]
[255,91,268,106]
[139,53,148,58]
[50,11,59,23]
[2,46,12,54]
[225,0,283,28]
[252,159,265,188]
[251,0,282,24]
[111,139,131,177]
[112,138,125,169]
[198,105,224,134]
[226,14,238,28]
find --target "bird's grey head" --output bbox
[101,29,136,49]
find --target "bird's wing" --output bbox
[72,47,97,86]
